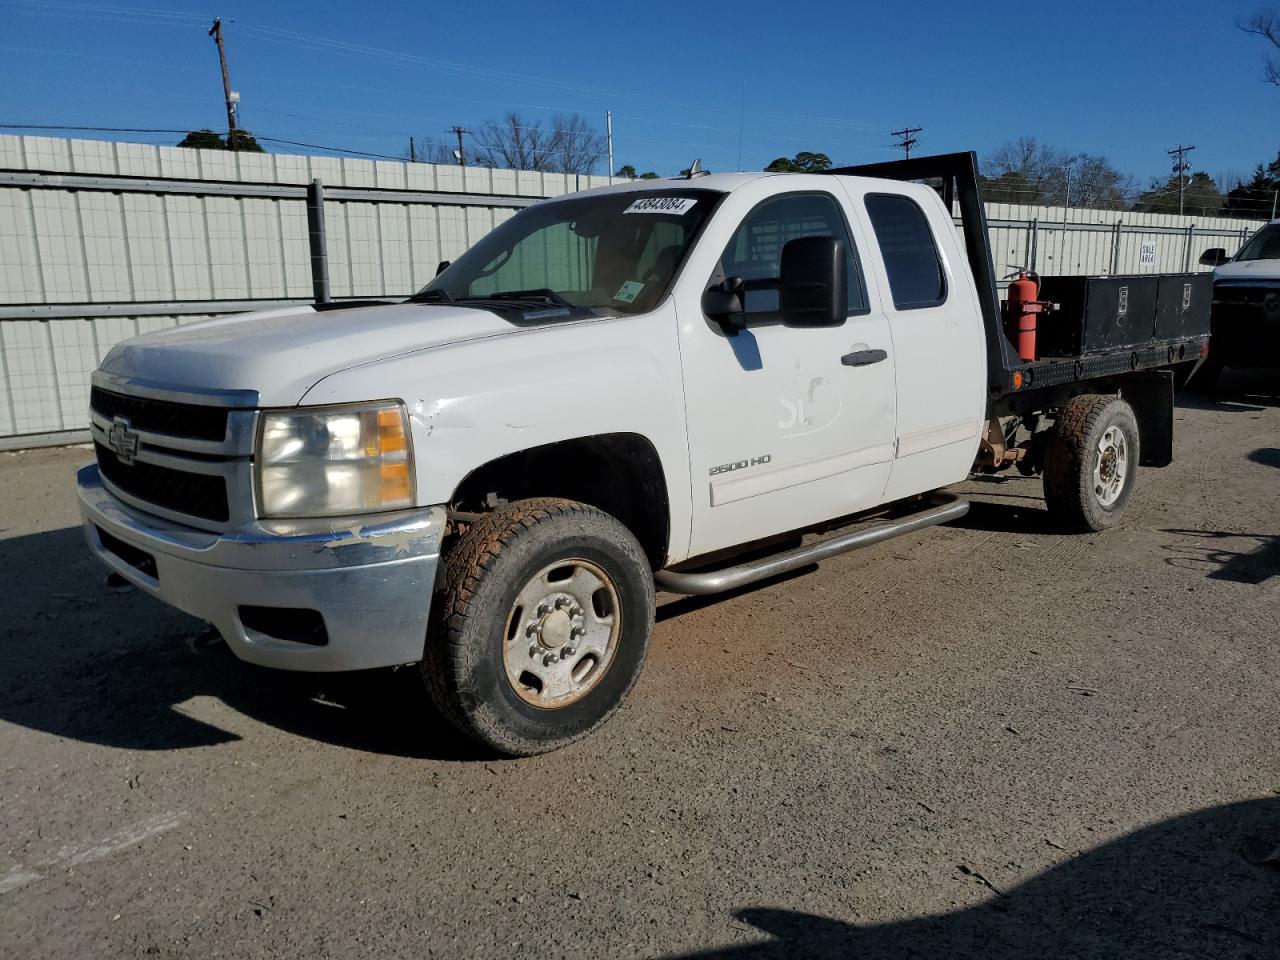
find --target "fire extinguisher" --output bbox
[1003,269,1050,362]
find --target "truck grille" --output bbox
[90,386,229,442]
[94,441,231,523]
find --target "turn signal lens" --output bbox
[1012,371,1025,390]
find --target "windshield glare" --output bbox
[1236,224,1280,261]
[420,189,721,315]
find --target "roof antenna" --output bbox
[684,159,708,179]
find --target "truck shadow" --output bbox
[0,526,489,760]
[1162,528,1280,585]
[662,796,1280,959]
[1177,369,1280,412]
[945,496,1060,536]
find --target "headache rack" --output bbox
[822,152,1211,408]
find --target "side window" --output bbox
[718,192,868,317]
[863,193,947,309]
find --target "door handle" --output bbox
[841,348,888,367]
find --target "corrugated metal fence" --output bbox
[0,134,1262,446]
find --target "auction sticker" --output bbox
[613,280,646,303]
[624,197,697,215]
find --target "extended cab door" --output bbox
[676,182,897,559]
[842,183,987,501]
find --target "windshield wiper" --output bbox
[457,288,573,309]
[406,288,454,304]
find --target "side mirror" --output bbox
[435,260,451,276]
[1198,248,1229,267]
[702,276,745,325]
[779,236,847,327]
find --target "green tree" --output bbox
[1220,151,1280,217]
[227,130,265,153]
[176,129,265,152]
[177,129,225,150]
[1135,171,1224,217]
[764,151,832,173]
[638,170,659,179]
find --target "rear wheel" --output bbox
[423,498,654,756]
[1043,394,1140,532]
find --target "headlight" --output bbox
[256,401,414,518]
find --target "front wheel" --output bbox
[423,498,655,756]
[1042,394,1140,532]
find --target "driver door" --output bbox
[678,189,897,559]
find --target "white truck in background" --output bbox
[1198,221,1280,385]
[79,153,1209,755]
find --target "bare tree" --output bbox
[406,137,457,164]
[471,112,606,174]
[1241,10,1280,85]
[473,112,555,172]
[546,112,606,175]
[982,137,1132,209]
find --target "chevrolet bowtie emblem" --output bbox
[107,416,140,465]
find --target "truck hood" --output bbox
[1215,259,1280,283]
[99,302,522,406]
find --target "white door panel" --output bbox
[843,184,987,500]
[674,183,897,559]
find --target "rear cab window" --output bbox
[863,193,947,310]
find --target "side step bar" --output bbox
[655,492,969,596]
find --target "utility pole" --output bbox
[207,18,238,150]
[409,136,417,163]
[1063,158,1074,209]
[1168,144,1196,216]
[891,126,922,159]
[450,126,468,167]
[606,110,614,180]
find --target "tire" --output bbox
[423,497,655,756]
[1042,395,1140,532]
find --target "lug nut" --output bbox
[525,622,539,637]
[571,625,585,639]
[529,645,539,658]
[542,653,557,667]
[554,597,569,610]
[570,604,583,618]
[563,646,576,657]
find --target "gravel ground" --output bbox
[1,374,1278,959]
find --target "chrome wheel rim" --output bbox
[502,559,621,708]
[1092,425,1129,507]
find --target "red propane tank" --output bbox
[1005,270,1045,362]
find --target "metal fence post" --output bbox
[306,178,330,304]
[1028,218,1039,272]
[1182,224,1195,273]
[1110,221,1122,275]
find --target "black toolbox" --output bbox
[1036,273,1211,356]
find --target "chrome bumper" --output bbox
[77,464,445,672]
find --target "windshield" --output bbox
[1236,224,1280,261]
[416,189,722,316]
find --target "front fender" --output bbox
[300,303,695,562]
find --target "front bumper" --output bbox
[77,464,446,671]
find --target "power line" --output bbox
[891,126,922,159]
[1168,144,1196,216]
[207,19,238,151]
[449,127,469,167]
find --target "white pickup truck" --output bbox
[78,153,1209,755]
[1198,221,1280,386]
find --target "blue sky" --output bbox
[1,0,1277,186]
